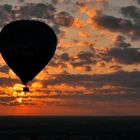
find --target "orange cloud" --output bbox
[87,17,101,29]
[60,40,96,49]
[31,82,43,89]
[46,65,65,74]
[80,6,100,17]
[93,60,119,74]
[74,66,86,71]
[79,31,90,38]
[61,27,69,33]
[72,18,85,28]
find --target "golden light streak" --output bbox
[31,82,43,89]
[17,97,22,103]
[79,31,90,38]
[47,83,86,92]
[4,83,44,104]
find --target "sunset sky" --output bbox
[0,0,140,116]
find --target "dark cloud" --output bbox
[61,53,70,61]
[51,0,74,5]
[104,35,140,64]
[50,49,96,69]
[51,0,58,5]
[85,66,91,71]
[48,53,70,68]
[75,2,85,7]
[53,11,74,27]
[18,0,24,3]
[107,47,140,64]
[48,53,71,68]
[78,51,94,61]
[71,51,96,67]
[0,4,14,27]
[41,71,140,101]
[121,6,140,20]
[113,35,131,48]
[120,6,140,39]
[0,3,56,27]
[0,2,75,41]
[42,74,97,87]
[131,25,140,40]
[93,14,133,33]
[42,72,124,88]
[0,97,15,102]
[0,3,73,39]
[94,71,140,90]
[0,97,17,106]
[52,24,67,37]
[0,65,9,73]
[0,77,19,86]
[60,0,73,4]
[136,0,140,4]
[17,3,56,19]
[93,14,140,40]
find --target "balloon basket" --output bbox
[23,86,30,92]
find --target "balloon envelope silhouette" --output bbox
[0,20,57,85]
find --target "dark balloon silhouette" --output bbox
[0,20,57,91]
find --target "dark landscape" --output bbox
[0,116,140,140]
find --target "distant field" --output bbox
[0,116,140,140]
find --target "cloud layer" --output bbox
[0,0,140,115]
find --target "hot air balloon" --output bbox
[0,20,57,91]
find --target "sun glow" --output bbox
[17,97,22,103]
[31,82,43,89]
[8,84,25,97]
[5,83,43,104]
